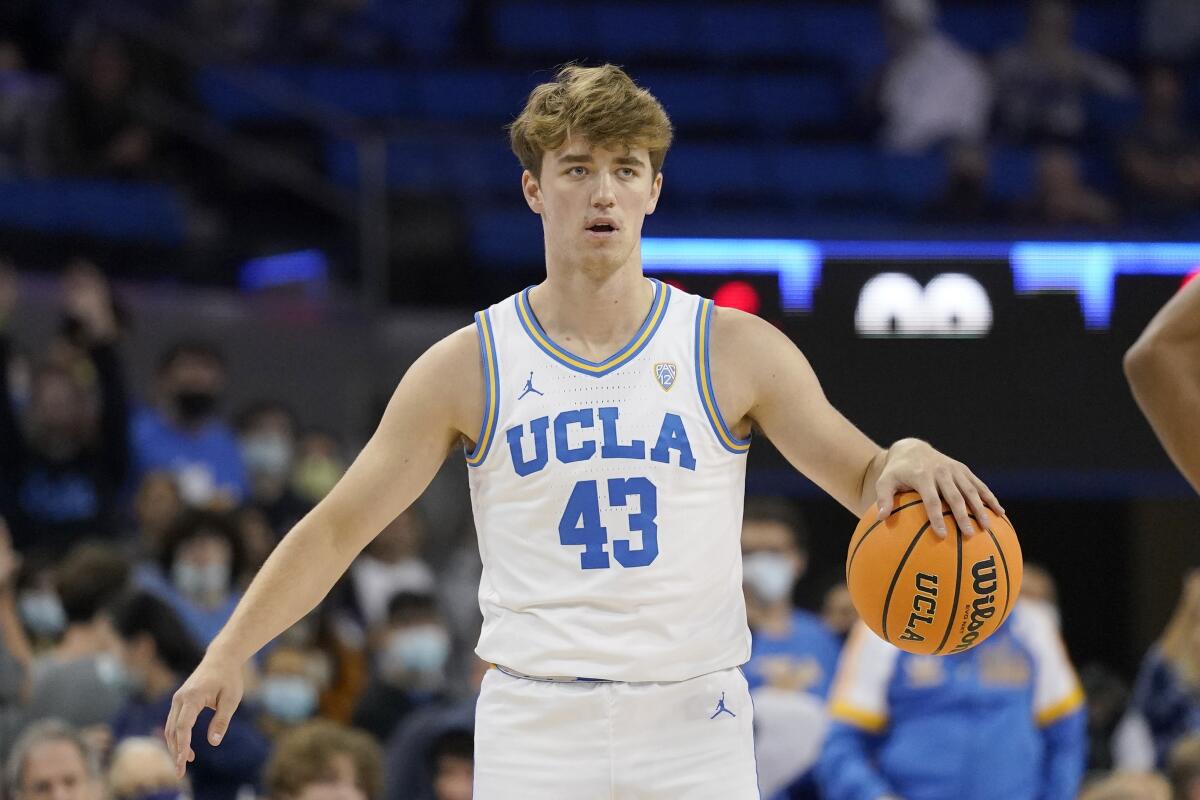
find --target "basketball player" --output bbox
[1125,275,1200,495]
[165,65,1004,797]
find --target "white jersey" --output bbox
[465,278,752,682]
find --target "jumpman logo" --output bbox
[518,371,544,400]
[710,692,736,719]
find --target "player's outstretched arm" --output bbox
[1124,277,1200,495]
[164,325,481,776]
[711,307,1002,534]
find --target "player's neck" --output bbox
[529,267,654,361]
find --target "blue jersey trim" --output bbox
[514,278,670,377]
[466,309,500,467]
[694,299,752,454]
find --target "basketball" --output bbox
[846,492,1023,655]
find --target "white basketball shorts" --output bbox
[473,665,760,799]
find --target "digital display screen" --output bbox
[643,238,1196,495]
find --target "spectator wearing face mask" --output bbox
[5,720,104,800]
[352,591,452,742]
[25,543,132,736]
[256,638,331,739]
[136,510,243,647]
[264,721,382,800]
[110,592,267,800]
[235,401,310,535]
[289,428,347,507]
[741,498,841,800]
[382,657,486,800]
[13,552,66,647]
[131,341,246,509]
[0,262,131,557]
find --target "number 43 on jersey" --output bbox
[559,478,659,569]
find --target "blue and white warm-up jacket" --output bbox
[816,601,1087,800]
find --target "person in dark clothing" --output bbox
[235,401,310,536]
[352,591,452,742]
[0,262,131,557]
[110,592,268,800]
[48,35,156,178]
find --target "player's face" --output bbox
[523,136,663,275]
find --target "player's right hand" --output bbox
[164,652,245,778]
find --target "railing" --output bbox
[94,1,392,310]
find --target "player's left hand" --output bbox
[874,439,1003,537]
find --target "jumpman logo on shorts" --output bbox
[518,371,544,400]
[710,692,736,719]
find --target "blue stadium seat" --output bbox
[661,144,770,197]
[738,73,847,132]
[593,4,698,59]
[417,70,532,123]
[792,4,886,79]
[695,6,808,60]
[304,68,413,118]
[878,154,947,205]
[0,180,186,243]
[772,146,876,201]
[196,67,303,123]
[491,2,590,56]
[941,6,1025,53]
[1073,5,1140,59]
[361,0,469,58]
[989,147,1037,202]
[637,72,740,129]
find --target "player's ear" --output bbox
[522,170,544,214]
[645,171,663,215]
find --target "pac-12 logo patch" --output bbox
[654,362,677,391]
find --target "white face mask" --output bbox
[380,624,451,683]
[241,433,294,479]
[259,675,318,722]
[172,560,231,599]
[18,590,66,637]
[742,552,797,604]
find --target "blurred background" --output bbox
[2,0,1200,798]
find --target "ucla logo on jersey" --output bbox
[504,406,697,478]
[654,362,677,391]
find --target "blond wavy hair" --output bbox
[509,64,673,178]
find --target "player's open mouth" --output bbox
[585,220,618,239]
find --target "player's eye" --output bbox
[617,167,636,178]
[567,166,588,177]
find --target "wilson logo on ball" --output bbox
[845,492,1022,656]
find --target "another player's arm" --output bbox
[1124,277,1200,495]
[164,325,482,775]
[711,307,1001,534]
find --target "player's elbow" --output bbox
[1123,337,1166,389]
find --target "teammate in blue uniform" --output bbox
[818,601,1086,800]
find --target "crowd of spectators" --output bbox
[0,260,480,799]
[6,258,1200,797]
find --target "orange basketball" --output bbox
[846,491,1022,655]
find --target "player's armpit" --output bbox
[1125,277,1200,495]
[709,306,881,516]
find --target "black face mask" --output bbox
[174,390,218,422]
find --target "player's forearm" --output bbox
[1124,343,1200,494]
[206,513,356,665]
